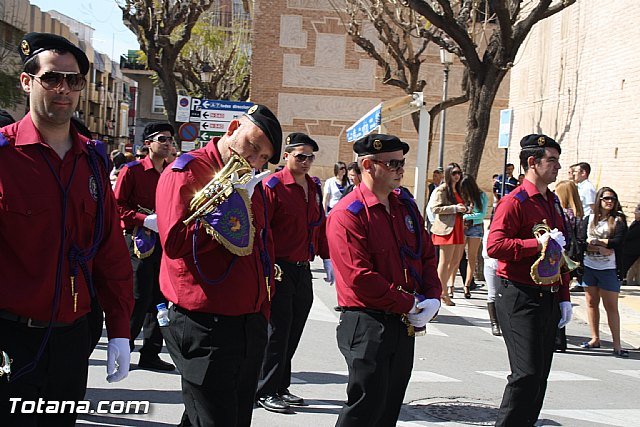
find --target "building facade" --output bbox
[250,0,509,197]
[507,0,640,214]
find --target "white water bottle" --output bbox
[156,303,169,327]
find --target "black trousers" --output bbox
[162,306,268,427]
[257,261,313,397]
[125,232,165,359]
[0,317,89,427]
[495,280,561,427]
[336,310,414,427]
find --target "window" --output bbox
[152,87,165,114]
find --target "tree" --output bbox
[118,0,214,131]
[330,0,468,135]
[174,10,252,101]
[332,0,577,176]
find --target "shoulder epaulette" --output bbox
[266,175,280,189]
[347,200,365,215]
[513,188,529,203]
[311,176,321,187]
[0,133,9,147]
[87,139,109,170]
[172,153,195,171]
[395,186,414,201]
[125,160,141,168]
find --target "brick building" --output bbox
[250,0,509,199]
[507,0,640,215]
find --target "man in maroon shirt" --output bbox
[327,134,442,427]
[114,122,175,371]
[155,104,281,427]
[256,133,330,413]
[0,33,133,425]
[487,134,573,426]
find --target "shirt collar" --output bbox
[139,155,167,171]
[14,112,88,155]
[204,136,224,168]
[358,182,399,208]
[522,177,554,200]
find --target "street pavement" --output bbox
[78,258,640,426]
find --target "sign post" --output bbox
[498,108,513,197]
[199,100,254,141]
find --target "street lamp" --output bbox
[438,48,454,169]
[200,63,213,98]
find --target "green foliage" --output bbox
[0,70,24,108]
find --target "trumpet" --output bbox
[183,149,253,226]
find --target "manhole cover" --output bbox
[409,399,498,425]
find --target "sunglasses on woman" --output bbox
[600,196,617,202]
[28,71,86,92]
[451,170,462,176]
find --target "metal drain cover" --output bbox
[408,399,498,425]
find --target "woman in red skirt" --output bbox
[429,163,468,306]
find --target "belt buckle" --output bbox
[26,318,46,328]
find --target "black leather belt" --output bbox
[502,279,559,293]
[278,260,310,267]
[336,306,401,319]
[0,310,76,328]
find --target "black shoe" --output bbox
[138,357,175,372]
[570,285,584,292]
[279,390,304,406]
[257,395,291,413]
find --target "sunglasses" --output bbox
[371,158,406,171]
[135,154,146,158]
[153,136,175,144]
[601,196,617,202]
[291,153,315,163]
[28,71,86,91]
[451,170,462,176]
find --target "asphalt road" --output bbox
[78,259,640,427]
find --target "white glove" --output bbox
[323,259,335,285]
[537,228,566,249]
[548,228,566,248]
[407,298,441,328]
[558,301,573,328]
[232,170,271,199]
[143,214,158,233]
[106,338,130,383]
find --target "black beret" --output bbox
[244,104,282,164]
[353,133,409,156]
[19,32,90,75]
[0,110,16,128]
[285,132,318,152]
[143,123,175,140]
[519,134,561,154]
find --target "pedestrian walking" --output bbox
[327,133,442,427]
[114,122,176,371]
[487,134,573,426]
[256,132,332,413]
[0,32,133,425]
[155,104,282,427]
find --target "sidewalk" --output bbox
[568,284,640,349]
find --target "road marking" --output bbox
[294,371,461,383]
[478,370,599,381]
[609,369,640,379]
[541,409,640,426]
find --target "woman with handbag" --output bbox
[430,162,467,306]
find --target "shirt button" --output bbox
[26,209,32,215]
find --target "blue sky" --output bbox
[30,0,140,61]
